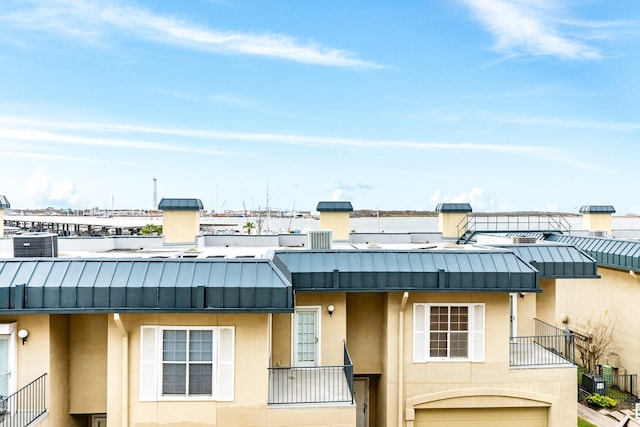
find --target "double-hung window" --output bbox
[140,326,234,401]
[413,303,484,362]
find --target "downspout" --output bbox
[398,292,409,427]
[113,313,129,427]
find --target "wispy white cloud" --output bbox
[1,0,381,69]
[0,149,116,164]
[0,114,611,172]
[490,113,640,132]
[462,0,602,59]
[0,126,250,157]
[0,115,553,154]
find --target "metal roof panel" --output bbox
[579,205,616,213]
[0,258,292,313]
[315,201,353,212]
[158,198,204,211]
[274,250,538,292]
[490,244,598,278]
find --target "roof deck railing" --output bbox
[457,213,571,239]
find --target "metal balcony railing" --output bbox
[457,213,571,239]
[0,373,47,427]
[268,342,354,405]
[510,319,575,367]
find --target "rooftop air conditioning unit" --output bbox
[13,232,58,257]
[308,230,332,250]
[589,231,606,237]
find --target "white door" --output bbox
[354,378,369,427]
[293,307,320,367]
[0,336,9,397]
[0,324,16,399]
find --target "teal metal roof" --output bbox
[158,198,204,211]
[273,250,538,293]
[546,234,640,272]
[579,205,615,214]
[0,196,9,209]
[316,201,353,212]
[435,203,472,213]
[0,258,292,314]
[489,244,599,278]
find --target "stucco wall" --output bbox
[582,213,613,235]
[70,314,107,414]
[556,266,640,374]
[438,212,467,239]
[535,279,557,327]
[319,212,350,241]
[347,292,383,374]
[162,210,200,243]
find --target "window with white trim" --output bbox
[413,303,484,362]
[140,326,234,401]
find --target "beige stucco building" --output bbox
[0,242,597,427]
[0,204,610,427]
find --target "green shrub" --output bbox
[586,393,617,408]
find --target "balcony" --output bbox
[509,319,576,368]
[268,343,354,405]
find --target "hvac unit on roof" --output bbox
[13,232,59,257]
[308,230,332,250]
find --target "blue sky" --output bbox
[0,0,639,214]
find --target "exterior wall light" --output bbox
[18,329,29,345]
[327,304,335,317]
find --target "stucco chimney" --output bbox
[0,195,9,237]
[158,198,203,244]
[435,203,472,239]
[316,201,353,241]
[579,205,615,237]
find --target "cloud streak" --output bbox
[1,0,381,69]
[0,114,616,173]
[462,0,602,60]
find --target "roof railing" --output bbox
[457,213,571,239]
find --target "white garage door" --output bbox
[415,407,547,427]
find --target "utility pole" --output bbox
[153,178,157,210]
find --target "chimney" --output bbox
[0,195,9,237]
[158,198,203,244]
[316,201,353,241]
[579,205,615,237]
[435,203,472,239]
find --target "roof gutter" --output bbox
[113,313,129,427]
[398,292,409,427]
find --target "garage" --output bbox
[415,407,548,427]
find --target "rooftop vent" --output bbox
[588,231,607,238]
[13,232,58,257]
[308,230,332,250]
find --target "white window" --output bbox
[140,326,234,401]
[413,304,484,362]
